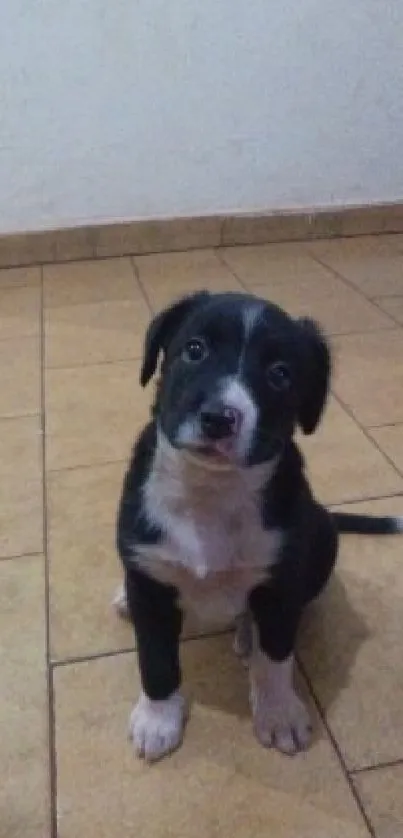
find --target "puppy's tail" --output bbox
[333,512,403,535]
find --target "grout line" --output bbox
[306,248,403,328]
[366,420,403,430]
[218,218,225,248]
[332,391,403,481]
[215,249,250,291]
[39,266,58,838]
[0,550,43,562]
[0,411,41,424]
[45,355,143,374]
[350,757,403,776]
[45,354,143,372]
[218,248,400,341]
[51,646,136,668]
[130,256,155,315]
[46,456,127,476]
[330,490,403,509]
[51,628,232,669]
[298,659,376,838]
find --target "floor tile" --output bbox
[307,236,403,298]
[43,257,140,307]
[0,265,41,289]
[299,397,403,505]
[0,556,49,838]
[374,295,403,326]
[44,297,149,367]
[0,336,40,419]
[353,764,403,838]
[369,424,403,474]
[222,242,321,282]
[45,360,151,470]
[256,282,391,335]
[54,637,368,838]
[333,331,403,427]
[0,416,43,558]
[0,286,41,340]
[300,496,403,770]
[135,249,242,311]
[48,462,134,660]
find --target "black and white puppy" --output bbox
[116,291,402,762]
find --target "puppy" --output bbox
[115,291,402,762]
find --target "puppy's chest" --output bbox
[136,470,282,623]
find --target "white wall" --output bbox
[1,0,403,234]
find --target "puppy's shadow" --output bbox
[181,573,369,722]
[298,572,370,714]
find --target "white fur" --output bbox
[136,433,282,624]
[242,304,264,340]
[395,517,403,533]
[220,378,258,461]
[129,690,186,761]
[112,583,129,619]
[249,650,312,755]
[233,611,253,661]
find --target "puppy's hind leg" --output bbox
[233,611,253,663]
[112,581,130,620]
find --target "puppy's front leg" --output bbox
[248,584,312,755]
[125,568,185,762]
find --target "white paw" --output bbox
[250,652,312,755]
[233,612,253,664]
[112,583,130,620]
[129,691,186,762]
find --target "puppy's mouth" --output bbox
[180,436,242,470]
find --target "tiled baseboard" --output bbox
[1,202,403,268]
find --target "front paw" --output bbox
[129,691,186,762]
[251,683,312,755]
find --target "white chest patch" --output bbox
[134,436,282,625]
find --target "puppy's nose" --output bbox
[200,403,241,440]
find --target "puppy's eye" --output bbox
[267,361,291,391]
[182,338,207,363]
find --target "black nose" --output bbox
[200,404,239,441]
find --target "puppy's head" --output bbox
[141,291,330,467]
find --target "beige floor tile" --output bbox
[353,764,403,838]
[45,360,151,470]
[333,331,403,427]
[135,249,242,311]
[44,297,149,367]
[54,637,368,838]
[0,286,41,340]
[370,424,403,473]
[300,496,403,770]
[0,416,43,558]
[0,556,49,838]
[307,236,403,297]
[222,242,322,282]
[374,295,403,326]
[299,397,403,505]
[48,461,134,660]
[222,243,394,334]
[0,336,40,418]
[43,257,140,307]
[0,265,41,289]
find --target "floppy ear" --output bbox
[140,291,210,387]
[297,318,331,434]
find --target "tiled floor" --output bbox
[2,235,403,838]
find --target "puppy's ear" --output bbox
[297,318,331,434]
[140,291,210,386]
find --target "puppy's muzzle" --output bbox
[200,402,241,441]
